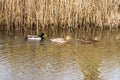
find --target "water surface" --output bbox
[0,32,120,80]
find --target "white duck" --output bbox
[50,35,72,43]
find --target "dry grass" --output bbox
[0,0,120,37]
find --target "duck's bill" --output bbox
[43,34,47,37]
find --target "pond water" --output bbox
[0,31,120,80]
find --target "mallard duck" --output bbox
[24,32,45,40]
[77,37,99,44]
[50,35,72,43]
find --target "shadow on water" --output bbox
[0,31,120,80]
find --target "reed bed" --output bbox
[0,0,120,37]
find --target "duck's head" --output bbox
[38,32,47,39]
[65,35,72,41]
[115,35,120,40]
[39,32,44,37]
[94,36,100,41]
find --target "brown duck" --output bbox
[77,37,100,44]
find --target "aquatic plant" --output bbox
[0,0,119,37]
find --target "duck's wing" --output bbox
[27,37,42,40]
[50,38,65,43]
[27,35,38,38]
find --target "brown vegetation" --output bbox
[0,0,120,37]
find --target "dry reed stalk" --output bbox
[0,0,120,37]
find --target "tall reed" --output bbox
[0,0,120,37]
